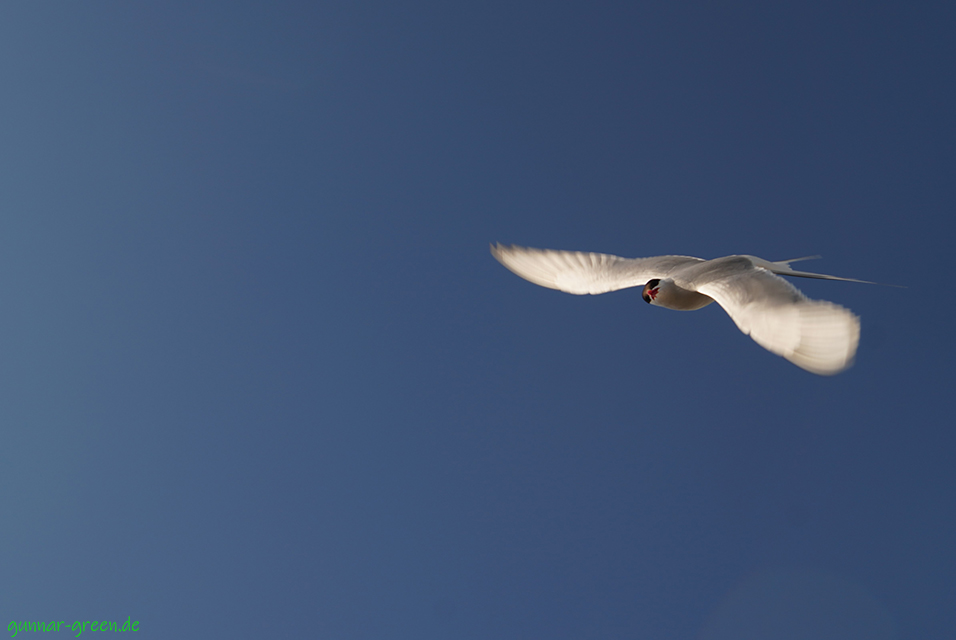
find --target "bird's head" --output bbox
[642,279,662,305]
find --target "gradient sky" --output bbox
[1,2,954,639]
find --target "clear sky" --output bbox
[1,2,953,638]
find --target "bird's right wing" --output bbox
[491,244,704,295]
[687,257,860,375]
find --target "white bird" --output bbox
[491,243,873,375]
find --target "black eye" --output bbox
[647,279,660,288]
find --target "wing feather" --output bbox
[690,257,860,375]
[490,244,703,295]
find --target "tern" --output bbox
[491,243,875,375]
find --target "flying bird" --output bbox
[491,243,873,375]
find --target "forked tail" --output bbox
[747,255,895,286]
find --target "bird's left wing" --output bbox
[491,244,703,295]
[684,256,860,375]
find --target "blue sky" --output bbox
[1,2,953,638]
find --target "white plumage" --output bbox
[491,243,866,376]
